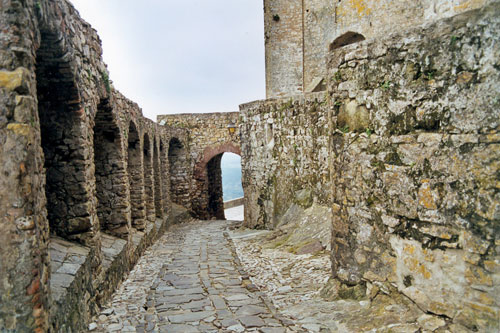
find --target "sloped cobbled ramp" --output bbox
[93,220,297,332]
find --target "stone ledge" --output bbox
[224,197,244,209]
[98,233,128,304]
[49,237,93,332]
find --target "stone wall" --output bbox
[0,0,191,331]
[240,93,330,229]
[1,0,498,331]
[264,0,491,98]
[242,3,499,331]
[159,112,241,220]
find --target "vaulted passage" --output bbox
[168,138,188,206]
[207,154,224,219]
[93,100,129,237]
[127,122,146,230]
[36,30,91,240]
[143,134,155,223]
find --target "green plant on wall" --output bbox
[380,80,391,90]
[101,71,111,93]
[334,71,342,82]
[340,125,350,133]
[424,70,435,80]
[280,98,293,112]
[321,92,330,105]
[450,35,458,47]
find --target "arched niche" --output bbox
[159,140,170,215]
[329,31,366,51]
[153,138,163,219]
[168,137,189,207]
[36,29,92,240]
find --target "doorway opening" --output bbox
[204,152,243,220]
[221,153,244,221]
[93,100,128,236]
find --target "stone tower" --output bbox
[264,0,491,98]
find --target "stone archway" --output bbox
[159,140,170,215]
[153,139,163,219]
[192,142,241,220]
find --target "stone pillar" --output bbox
[127,122,146,230]
[153,139,163,219]
[93,100,130,238]
[143,133,155,224]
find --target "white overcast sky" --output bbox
[71,0,265,121]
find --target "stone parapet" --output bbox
[224,197,245,209]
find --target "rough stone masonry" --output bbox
[0,0,499,332]
[242,1,499,331]
[0,0,238,331]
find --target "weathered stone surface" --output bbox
[1,0,498,332]
[158,113,241,220]
[240,3,499,331]
[232,229,436,332]
[264,0,488,98]
[239,315,266,327]
[168,311,216,323]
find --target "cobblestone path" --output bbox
[92,220,295,332]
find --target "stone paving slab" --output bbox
[91,220,300,332]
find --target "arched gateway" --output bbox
[192,142,241,220]
[158,112,241,220]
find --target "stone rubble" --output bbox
[230,228,464,332]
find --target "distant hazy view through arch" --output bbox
[221,153,243,221]
[221,153,243,201]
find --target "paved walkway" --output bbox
[92,220,295,332]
